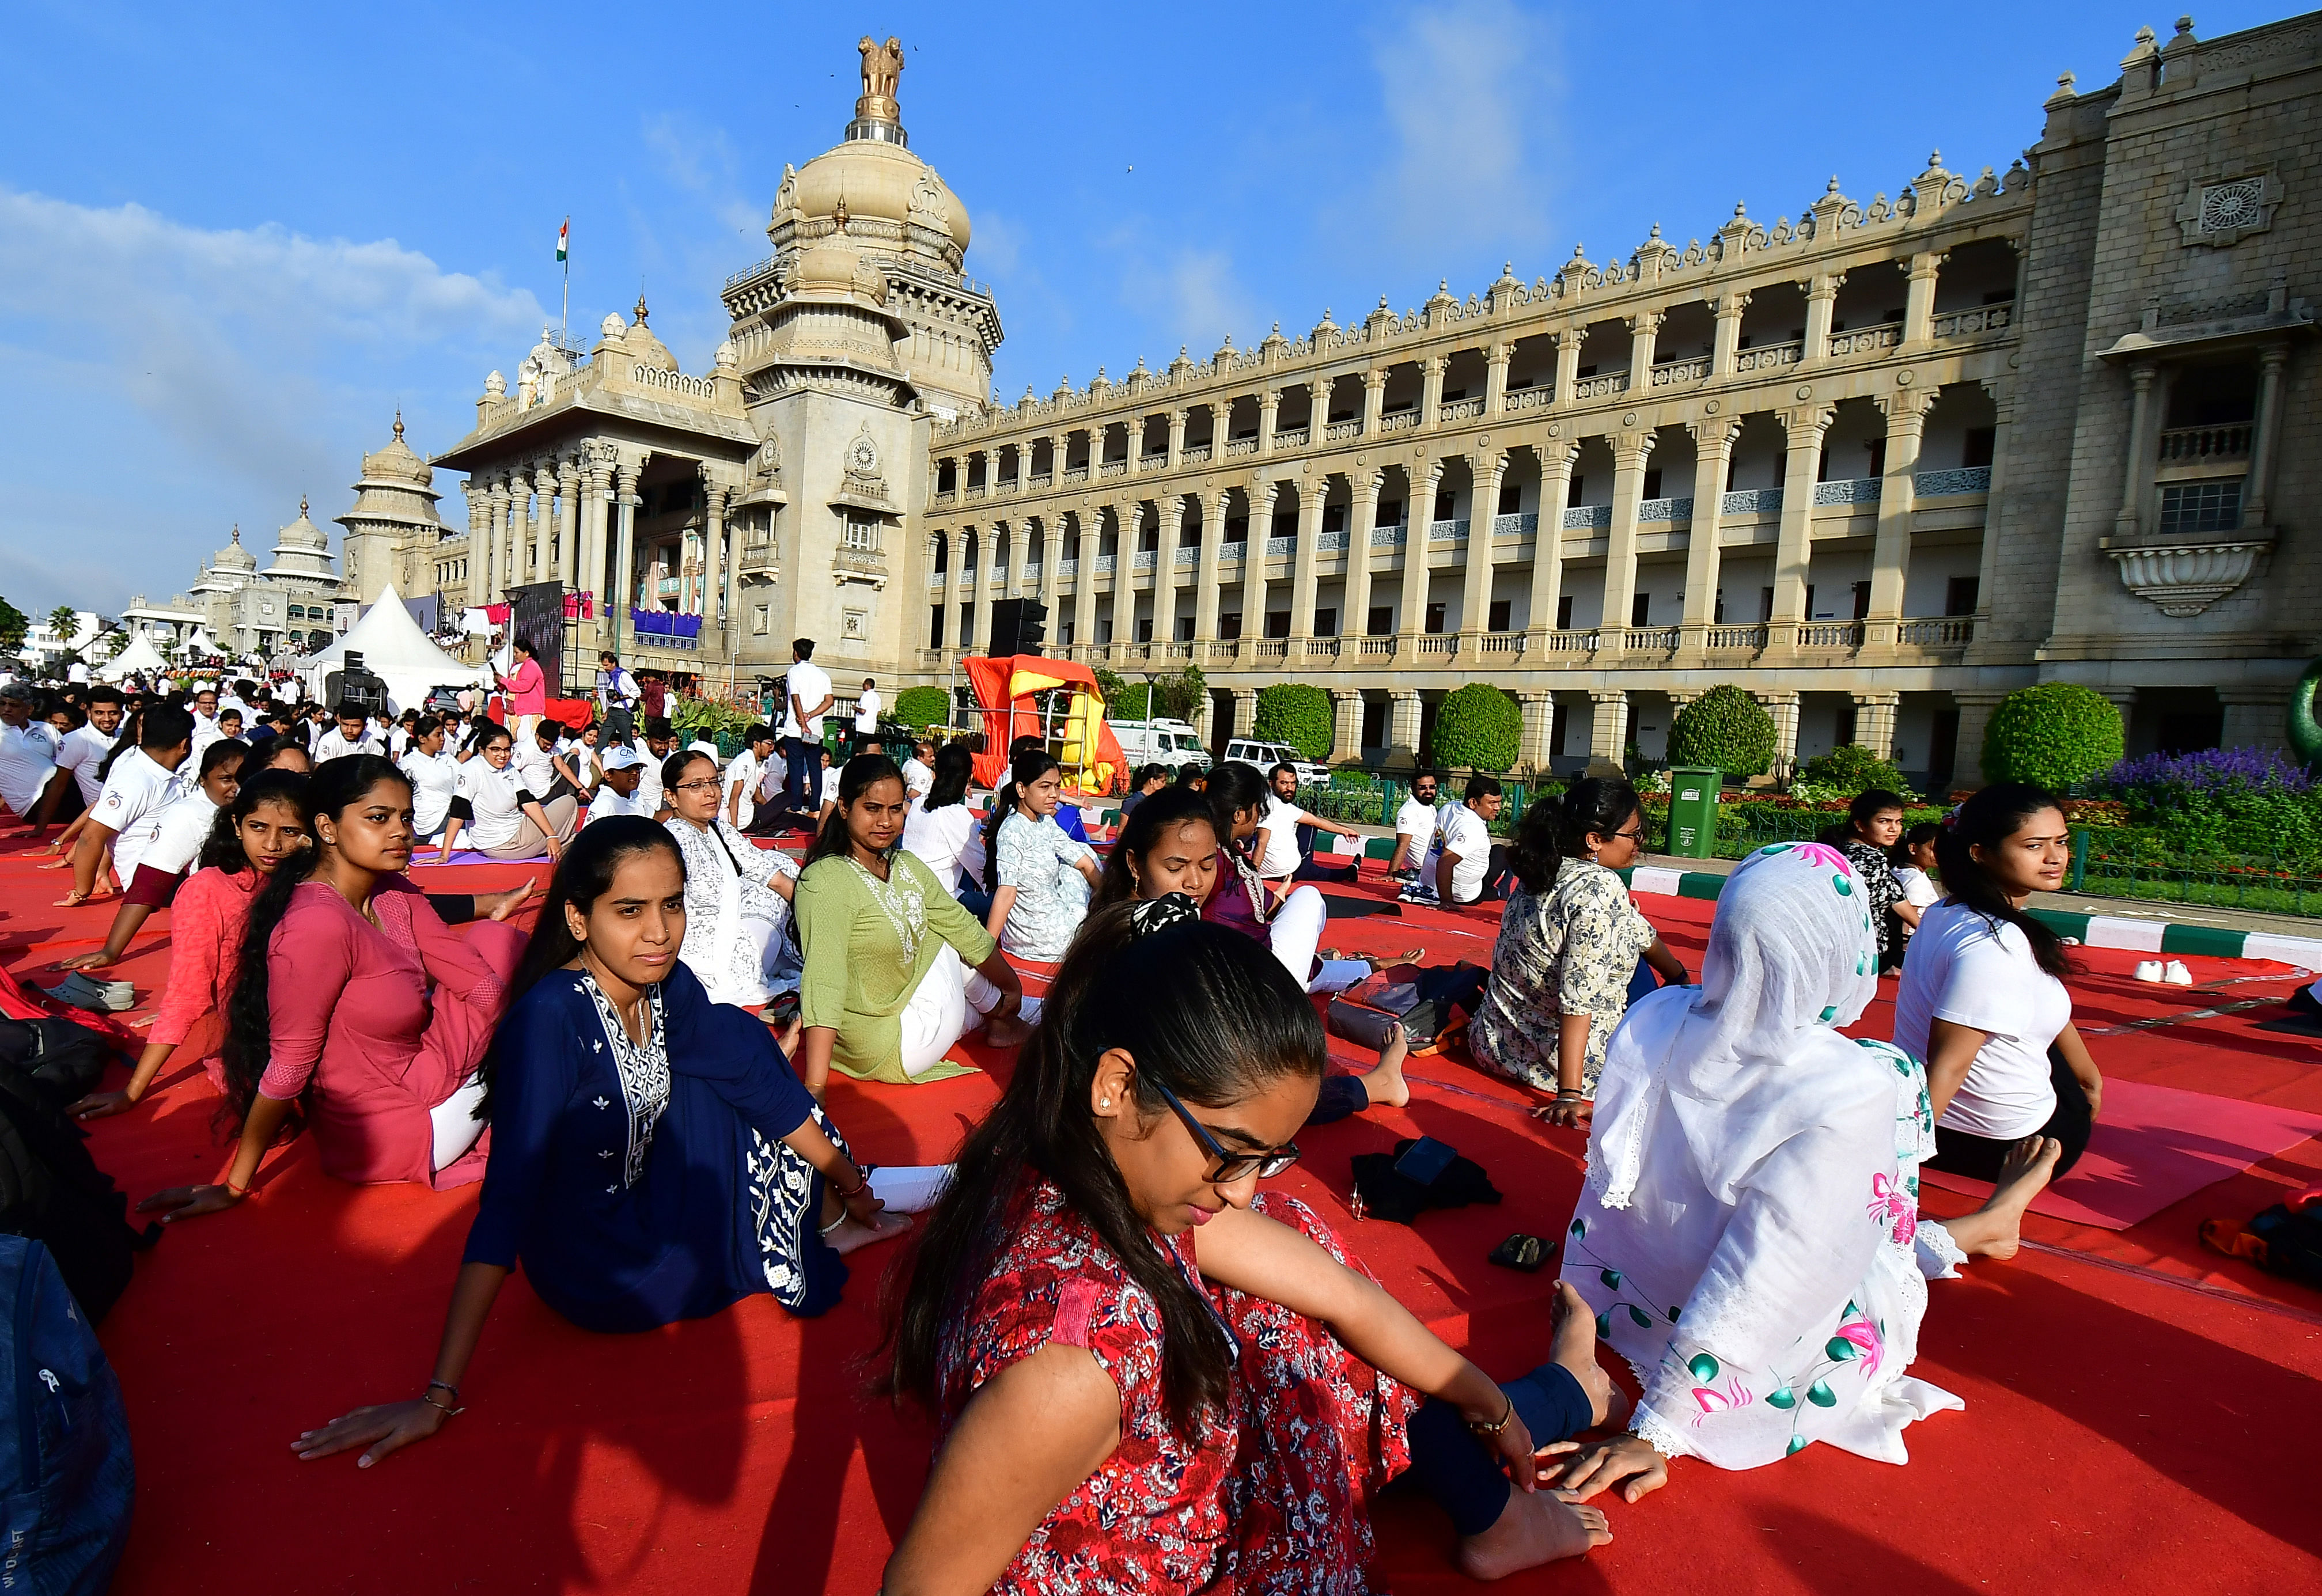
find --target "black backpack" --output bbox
[0,1018,114,1114]
[0,1059,158,1325]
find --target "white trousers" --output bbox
[430,1076,488,1171]
[1263,885,1370,994]
[897,942,1043,1079]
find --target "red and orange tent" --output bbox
[959,654,1127,797]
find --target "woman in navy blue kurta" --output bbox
[293,816,909,1468]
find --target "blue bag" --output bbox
[0,1237,134,1594]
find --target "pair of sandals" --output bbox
[46,971,135,1013]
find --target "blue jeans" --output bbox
[782,737,819,812]
[1405,1362,1596,1536]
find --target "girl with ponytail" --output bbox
[1892,782,2100,1182]
[982,748,1099,962]
[879,901,1616,1591]
[791,754,1028,1090]
[139,755,529,1221]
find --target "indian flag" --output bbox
[556,218,569,262]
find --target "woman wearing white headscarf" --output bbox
[1541,841,2062,1501]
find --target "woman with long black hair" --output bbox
[1893,782,2098,1181]
[982,748,1099,961]
[1819,788,1919,971]
[137,756,526,1219]
[899,742,978,901]
[659,748,800,1009]
[289,817,902,1469]
[791,754,1029,1092]
[878,899,1618,1592]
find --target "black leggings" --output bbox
[1403,1362,1596,1536]
[1926,1045,2093,1182]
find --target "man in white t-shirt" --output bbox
[778,638,833,812]
[1410,774,1507,906]
[1252,763,1363,885]
[1389,771,1442,879]
[56,689,124,808]
[726,725,775,831]
[900,740,935,802]
[584,746,648,822]
[313,702,383,763]
[853,677,881,751]
[0,684,72,834]
[69,703,196,904]
[67,659,91,685]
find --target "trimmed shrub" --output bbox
[1109,681,1157,720]
[1668,685,1776,778]
[1430,683,1522,772]
[1252,683,1334,761]
[1981,684,2124,791]
[893,685,952,731]
[1797,743,1912,799]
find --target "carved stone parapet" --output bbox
[2103,534,2270,617]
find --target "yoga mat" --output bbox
[1921,1078,2322,1230]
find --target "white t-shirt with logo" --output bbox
[313,727,381,763]
[56,724,116,805]
[724,748,764,829]
[855,688,881,734]
[400,749,463,837]
[1891,901,2074,1141]
[585,784,643,824]
[1395,794,1438,850]
[903,797,976,889]
[900,756,934,801]
[0,722,58,816]
[1426,802,1494,904]
[781,661,832,740]
[457,761,529,851]
[120,788,219,885]
[93,749,191,881]
[1256,795,1314,880]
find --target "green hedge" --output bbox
[1797,744,1910,798]
[1253,683,1333,760]
[1430,684,1521,772]
[1668,685,1775,776]
[1982,684,2124,790]
[893,685,952,731]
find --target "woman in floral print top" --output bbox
[1469,779,1687,1124]
[1821,789,1920,970]
[882,901,1620,1593]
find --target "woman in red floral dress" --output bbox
[880,897,1620,1594]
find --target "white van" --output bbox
[1112,717,1210,772]
[1223,738,1329,789]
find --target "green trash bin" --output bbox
[1666,767,1721,858]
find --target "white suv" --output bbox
[1223,738,1329,788]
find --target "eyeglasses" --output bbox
[1146,1075,1300,1183]
[672,778,722,794]
[1609,825,1645,843]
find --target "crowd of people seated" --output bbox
[0,648,2092,1592]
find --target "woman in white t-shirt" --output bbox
[1890,821,1942,937]
[397,717,465,843]
[1892,783,2100,1183]
[900,744,978,892]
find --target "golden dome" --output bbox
[791,138,969,250]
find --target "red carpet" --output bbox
[1,838,2318,1594]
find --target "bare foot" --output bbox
[824,1209,911,1255]
[1943,1135,2063,1261]
[1454,1489,1612,1580]
[1548,1280,1616,1426]
[1358,1023,1412,1109]
[982,1011,1032,1048]
[482,881,535,921]
[1319,946,1426,972]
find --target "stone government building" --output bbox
[292,13,2312,788]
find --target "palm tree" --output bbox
[47,605,79,646]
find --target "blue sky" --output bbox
[0,0,2287,616]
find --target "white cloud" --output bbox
[0,188,541,613]
[1359,0,1561,264]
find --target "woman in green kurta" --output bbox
[793,755,1031,1095]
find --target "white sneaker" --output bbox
[2134,960,2165,983]
[2164,959,2194,986]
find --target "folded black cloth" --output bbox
[1350,1138,1503,1225]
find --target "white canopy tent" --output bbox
[301,583,491,714]
[98,634,170,683]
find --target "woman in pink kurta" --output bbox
[139,755,529,1224]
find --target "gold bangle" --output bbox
[1465,1392,1516,1436]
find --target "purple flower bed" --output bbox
[2104,746,2313,801]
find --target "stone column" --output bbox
[1194,494,1227,642]
[1600,432,1660,643]
[2247,343,2291,526]
[1680,417,1741,647]
[1257,389,1281,455]
[1588,689,1631,765]
[1948,688,2007,789]
[482,480,508,601]
[1243,482,1278,645]
[1518,689,1556,771]
[1866,387,1938,640]
[1771,405,1834,631]
[1330,689,1363,762]
[613,462,639,627]
[1709,291,1749,377]
[1152,496,1183,646]
[705,484,731,636]
[1528,442,1580,642]
[1166,408,1188,471]
[1362,367,1388,435]
[1397,463,1441,643]
[1800,272,1844,365]
[1755,689,1802,778]
[1965,387,2013,638]
[1344,470,1383,649]
[1418,355,1446,432]
[532,465,556,583]
[1460,450,1507,650]
[577,460,604,619]
[1124,421,1146,479]
[1072,513,1100,653]
[1553,327,1586,407]
[1232,688,1259,744]
[1901,251,1945,346]
[1109,502,1139,650]
[1037,518,1062,617]
[1484,341,1512,417]
[1389,689,1424,767]
[1009,520,1033,601]
[1290,478,1327,643]
[461,482,486,606]
[1626,310,1661,392]
[2220,686,2291,752]
[1851,691,1901,760]
[968,526,997,653]
[2113,363,2161,538]
[556,455,580,587]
